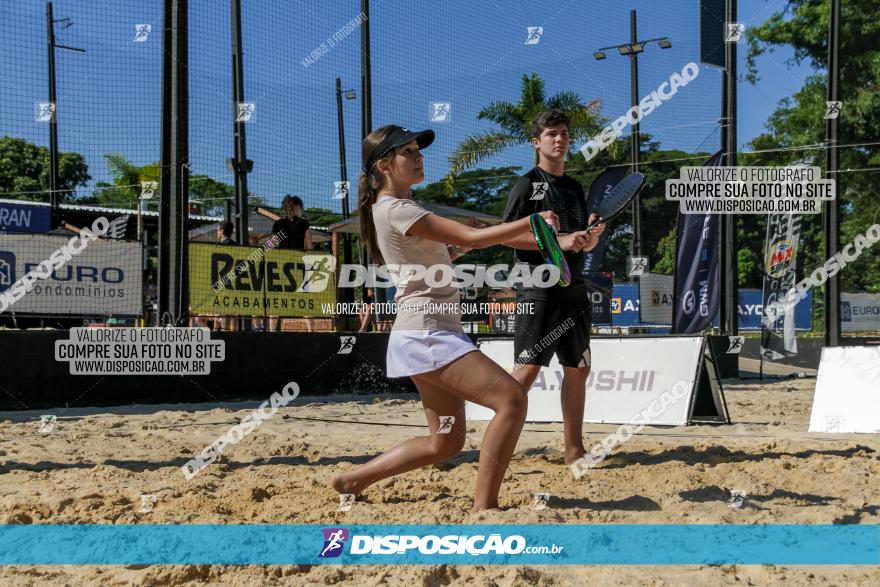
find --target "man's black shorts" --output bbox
[514,283,592,368]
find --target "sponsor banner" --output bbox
[0,233,142,315]
[761,212,802,359]
[725,289,812,331]
[0,202,52,233]
[809,347,880,433]
[672,151,722,333]
[1,524,875,565]
[582,168,627,273]
[584,272,613,325]
[639,272,674,326]
[610,283,641,327]
[189,243,335,317]
[467,337,703,425]
[608,285,811,331]
[841,292,880,332]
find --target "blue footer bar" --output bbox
[0,524,877,565]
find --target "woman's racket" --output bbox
[586,172,646,231]
[530,213,571,287]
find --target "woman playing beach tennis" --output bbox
[330,125,560,511]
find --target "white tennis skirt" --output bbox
[386,329,479,378]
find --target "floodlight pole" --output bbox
[336,78,354,305]
[629,10,642,261]
[824,0,841,346]
[720,0,739,336]
[46,2,84,227]
[594,14,672,266]
[231,0,250,246]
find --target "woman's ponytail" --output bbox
[358,125,396,266]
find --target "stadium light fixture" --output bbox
[594,11,673,262]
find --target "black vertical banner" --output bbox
[672,151,723,333]
[582,167,628,275]
[761,213,801,359]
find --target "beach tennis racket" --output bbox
[530,213,571,287]
[585,171,646,231]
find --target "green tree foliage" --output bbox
[0,136,90,202]
[745,0,880,294]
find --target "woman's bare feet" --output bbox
[330,472,365,496]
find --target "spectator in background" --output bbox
[216,221,237,331]
[271,195,314,332]
[194,221,239,331]
[273,195,312,250]
[359,288,376,332]
[217,221,236,245]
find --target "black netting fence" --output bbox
[0,1,875,338]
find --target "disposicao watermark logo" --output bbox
[571,380,690,479]
[319,528,349,558]
[581,62,700,161]
[319,530,563,557]
[335,263,561,289]
[181,382,300,479]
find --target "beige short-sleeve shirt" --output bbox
[372,196,462,331]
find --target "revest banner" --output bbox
[189,243,335,317]
[0,233,142,315]
[466,337,702,425]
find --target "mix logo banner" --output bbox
[761,211,802,360]
[672,151,722,333]
[841,292,880,332]
[0,233,142,315]
[582,167,627,274]
[466,338,701,425]
[189,243,335,317]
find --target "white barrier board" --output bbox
[466,337,706,425]
[808,346,880,433]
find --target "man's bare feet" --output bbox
[563,447,587,465]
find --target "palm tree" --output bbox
[444,73,605,194]
[96,154,159,209]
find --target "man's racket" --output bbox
[586,172,646,231]
[530,213,571,287]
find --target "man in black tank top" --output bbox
[501,110,606,467]
[272,195,312,250]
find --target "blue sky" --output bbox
[1,0,817,213]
